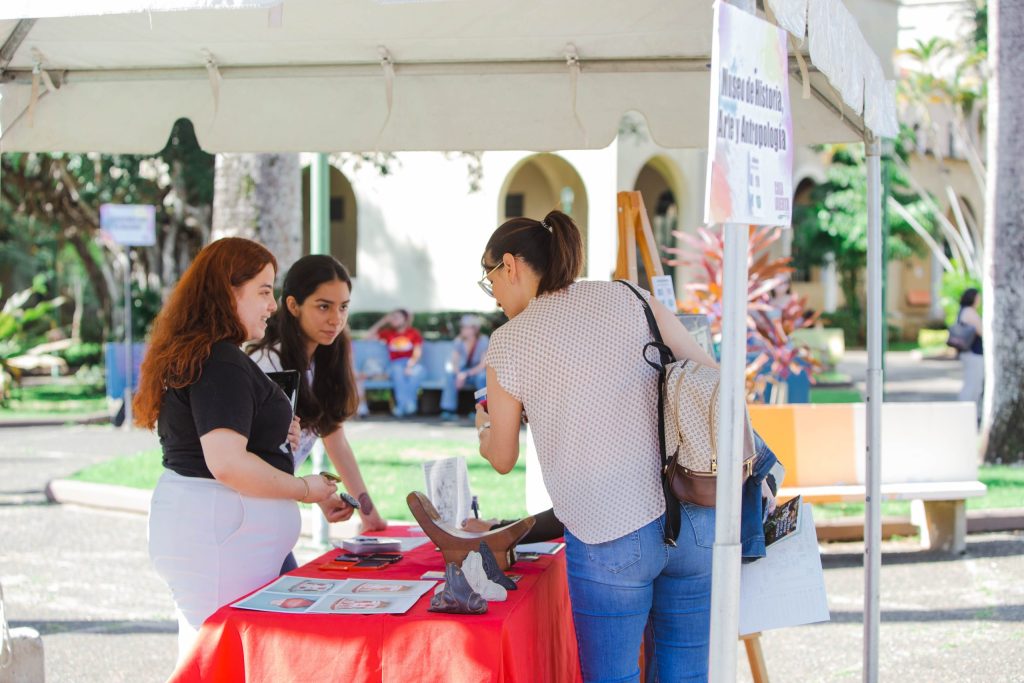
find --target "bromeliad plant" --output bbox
[663,225,820,403]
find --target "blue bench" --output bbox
[352,339,459,413]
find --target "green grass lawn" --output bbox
[887,340,920,352]
[813,370,853,386]
[68,433,1024,524]
[0,383,107,421]
[809,387,862,404]
[70,438,529,523]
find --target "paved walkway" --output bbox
[837,349,964,403]
[3,353,1022,682]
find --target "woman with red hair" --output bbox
[134,237,337,662]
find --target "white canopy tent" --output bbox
[0,1,896,680]
[0,0,895,152]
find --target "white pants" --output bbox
[148,469,301,663]
[958,351,984,423]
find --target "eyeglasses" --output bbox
[477,262,504,297]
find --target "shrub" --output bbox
[939,262,981,327]
[58,342,103,367]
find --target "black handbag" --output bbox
[947,318,977,352]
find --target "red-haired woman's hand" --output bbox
[287,416,301,453]
[299,474,336,503]
[318,495,356,523]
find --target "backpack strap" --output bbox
[616,280,681,545]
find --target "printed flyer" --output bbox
[232,576,436,615]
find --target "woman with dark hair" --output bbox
[956,287,984,422]
[134,238,337,662]
[475,210,722,681]
[248,254,387,558]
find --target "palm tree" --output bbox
[981,0,1024,463]
[211,153,302,276]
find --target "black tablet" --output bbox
[266,369,300,413]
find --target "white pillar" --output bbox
[929,252,944,321]
[309,153,331,547]
[823,251,838,313]
[708,223,748,683]
[708,2,754,678]
[863,135,884,683]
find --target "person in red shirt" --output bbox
[368,309,424,417]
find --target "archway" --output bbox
[302,165,359,275]
[498,154,589,256]
[790,177,818,282]
[633,156,683,289]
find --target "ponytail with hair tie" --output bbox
[485,210,583,296]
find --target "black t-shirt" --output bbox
[158,341,294,478]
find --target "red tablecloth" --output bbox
[168,527,582,683]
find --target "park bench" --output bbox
[748,401,986,554]
[352,339,463,414]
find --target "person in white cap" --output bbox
[440,314,489,420]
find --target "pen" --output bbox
[471,495,479,519]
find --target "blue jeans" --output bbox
[389,358,423,416]
[440,370,486,413]
[564,503,715,683]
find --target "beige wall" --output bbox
[500,153,590,262]
[504,161,557,221]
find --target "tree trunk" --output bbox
[981,0,1024,464]
[840,266,861,322]
[211,153,302,278]
[65,230,114,331]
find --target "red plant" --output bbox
[664,225,821,403]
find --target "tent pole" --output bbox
[310,152,331,547]
[708,222,748,683]
[708,7,753,680]
[863,134,883,683]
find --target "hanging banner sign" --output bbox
[704,1,794,227]
[100,204,156,247]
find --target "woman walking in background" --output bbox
[956,287,984,424]
[248,254,387,573]
[475,210,721,682]
[134,238,337,662]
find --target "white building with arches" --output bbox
[297,131,865,315]
[302,116,976,343]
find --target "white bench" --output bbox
[753,401,986,554]
[0,627,44,683]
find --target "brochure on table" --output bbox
[739,503,830,635]
[232,576,436,615]
[422,456,473,527]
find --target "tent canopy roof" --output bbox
[0,0,896,153]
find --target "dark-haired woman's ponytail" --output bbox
[536,210,584,295]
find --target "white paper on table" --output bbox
[739,504,830,635]
[305,593,423,615]
[422,456,473,527]
[336,579,436,600]
[650,275,678,312]
[516,541,565,555]
[397,536,432,552]
[231,576,353,613]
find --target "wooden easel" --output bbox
[616,190,771,683]
[614,191,664,284]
